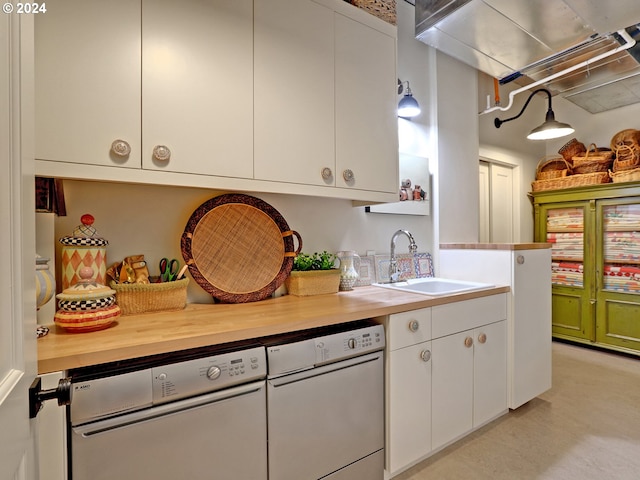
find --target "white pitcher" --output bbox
[337,251,361,291]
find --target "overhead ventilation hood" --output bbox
[415,0,640,113]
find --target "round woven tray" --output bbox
[181,194,302,303]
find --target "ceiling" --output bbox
[414,0,640,113]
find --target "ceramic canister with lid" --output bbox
[54,266,120,332]
[59,214,108,290]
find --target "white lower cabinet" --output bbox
[431,320,507,450]
[382,294,508,478]
[384,309,432,475]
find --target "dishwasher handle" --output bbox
[268,351,382,387]
[73,379,265,436]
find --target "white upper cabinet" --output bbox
[335,11,398,193]
[142,0,253,178]
[255,0,398,194]
[34,0,398,202]
[35,0,141,168]
[254,0,335,187]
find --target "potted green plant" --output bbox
[285,251,341,296]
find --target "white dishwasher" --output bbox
[67,343,267,480]
[265,321,385,480]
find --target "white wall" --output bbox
[434,51,481,243]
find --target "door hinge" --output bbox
[29,376,72,418]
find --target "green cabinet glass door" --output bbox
[595,200,640,351]
[541,202,595,342]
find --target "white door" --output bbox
[490,163,514,242]
[478,162,490,242]
[478,161,514,242]
[0,13,38,480]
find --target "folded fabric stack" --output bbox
[552,261,583,287]
[604,231,640,263]
[547,208,584,230]
[603,205,640,229]
[603,264,640,293]
[547,232,584,261]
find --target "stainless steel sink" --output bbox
[373,277,494,296]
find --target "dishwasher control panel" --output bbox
[267,324,385,376]
[152,346,266,404]
[315,324,385,365]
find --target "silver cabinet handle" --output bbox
[420,350,431,362]
[464,336,473,348]
[321,167,333,180]
[478,333,487,344]
[408,320,420,332]
[517,255,525,265]
[343,169,354,182]
[111,139,131,157]
[152,145,171,162]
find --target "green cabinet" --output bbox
[532,182,640,355]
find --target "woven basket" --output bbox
[349,0,396,25]
[613,144,640,172]
[558,138,586,161]
[610,129,640,150]
[571,143,614,174]
[111,278,188,315]
[531,171,610,192]
[536,155,570,180]
[609,167,640,183]
[285,270,341,296]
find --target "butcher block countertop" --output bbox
[37,284,509,374]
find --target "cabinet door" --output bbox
[542,203,595,341]
[254,0,335,187]
[596,200,640,351]
[431,330,473,450]
[35,0,141,168]
[142,0,253,178]
[473,321,507,427]
[387,342,432,474]
[335,12,398,193]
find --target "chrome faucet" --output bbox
[389,229,418,283]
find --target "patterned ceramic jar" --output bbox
[59,214,108,290]
[54,267,120,333]
[35,255,56,309]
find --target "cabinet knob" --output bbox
[153,145,171,162]
[420,349,431,362]
[517,255,525,265]
[321,167,333,180]
[408,320,420,332]
[464,336,473,348]
[478,333,487,344]
[342,169,354,183]
[111,139,131,157]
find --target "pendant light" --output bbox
[494,88,574,140]
[398,79,421,118]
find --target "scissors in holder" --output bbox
[159,258,180,282]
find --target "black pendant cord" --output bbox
[494,88,552,128]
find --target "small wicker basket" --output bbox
[612,144,640,172]
[536,155,570,180]
[609,167,640,183]
[558,138,586,161]
[111,278,188,315]
[571,143,614,174]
